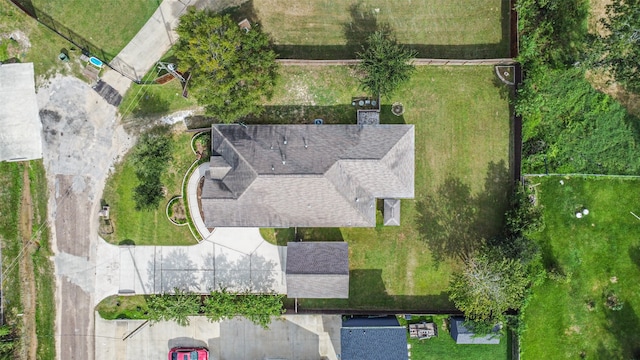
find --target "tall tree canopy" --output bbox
[175,10,278,123]
[356,30,417,98]
[594,0,640,92]
[449,254,529,322]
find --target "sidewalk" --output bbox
[102,0,193,95]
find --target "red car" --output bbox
[168,347,209,360]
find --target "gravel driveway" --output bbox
[38,75,133,360]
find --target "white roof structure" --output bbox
[0,63,43,162]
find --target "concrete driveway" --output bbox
[94,234,287,302]
[95,314,341,360]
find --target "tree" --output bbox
[593,0,640,92]
[448,254,529,322]
[356,30,417,98]
[146,288,201,326]
[130,126,173,210]
[203,288,284,329]
[175,10,278,123]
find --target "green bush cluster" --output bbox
[448,185,544,333]
[145,288,284,328]
[131,126,173,210]
[516,0,640,175]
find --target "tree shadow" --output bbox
[628,245,640,269]
[602,302,640,358]
[342,2,391,58]
[297,269,456,312]
[212,249,279,293]
[415,160,511,265]
[148,248,201,293]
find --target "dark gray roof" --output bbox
[341,317,407,360]
[383,199,401,226]
[450,317,501,344]
[286,242,349,299]
[201,124,415,227]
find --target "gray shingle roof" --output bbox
[383,199,401,226]
[341,317,407,360]
[201,124,415,227]
[450,317,501,344]
[286,242,349,299]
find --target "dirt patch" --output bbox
[586,70,640,117]
[588,0,612,36]
[565,324,582,336]
[18,165,37,359]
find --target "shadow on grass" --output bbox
[186,104,404,129]
[186,104,358,129]
[601,303,640,358]
[297,269,455,312]
[415,160,511,265]
[225,0,510,60]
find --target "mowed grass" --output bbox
[232,0,509,59]
[521,177,640,359]
[102,127,198,246]
[0,1,85,80]
[263,65,512,310]
[29,0,158,59]
[398,315,510,360]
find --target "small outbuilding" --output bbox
[286,241,349,299]
[449,317,501,344]
[0,63,43,162]
[341,316,408,360]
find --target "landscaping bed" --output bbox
[102,126,199,246]
[521,177,640,359]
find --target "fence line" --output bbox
[7,0,140,82]
[524,173,640,179]
[277,58,516,66]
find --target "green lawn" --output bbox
[29,0,158,59]
[263,65,513,311]
[0,1,86,80]
[398,315,510,360]
[102,128,199,246]
[521,177,640,359]
[229,0,510,59]
[119,49,198,119]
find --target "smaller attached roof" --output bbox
[286,242,349,299]
[383,199,401,226]
[341,316,407,360]
[450,317,501,345]
[0,63,43,162]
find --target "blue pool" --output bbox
[89,56,103,68]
